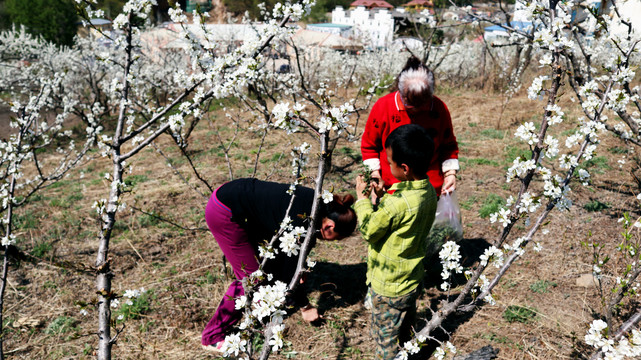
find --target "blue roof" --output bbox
[484,21,532,32]
[89,18,112,26]
[307,23,352,29]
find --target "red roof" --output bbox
[350,0,394,9]
[402,0,434,6]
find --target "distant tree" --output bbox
[0,2,9,30]
[96,0,126,19]
[5,0,77,46]
[303,0,352,23]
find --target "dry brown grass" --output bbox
[3,85,639,360]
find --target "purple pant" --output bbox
[201,188,259,346]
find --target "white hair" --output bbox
[398,67,434,100]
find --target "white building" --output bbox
[332,6,395,48]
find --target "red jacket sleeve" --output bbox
[436,98,459,163]
[361,99,386,163]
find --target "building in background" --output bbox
[348,0,394,10]
[401,0,435,13]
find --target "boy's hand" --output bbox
[356,175,370,200]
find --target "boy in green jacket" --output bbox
[355,124,437,360]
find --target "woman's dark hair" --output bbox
[385,124,435,175]
[323,193,357,237]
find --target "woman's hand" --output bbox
[356,175,370,200]
[370,171,385,198]
[300,305,320,322]
[441,171,457,195]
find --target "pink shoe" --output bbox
[202,341,224,354]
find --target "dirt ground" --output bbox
[3,86,639,360]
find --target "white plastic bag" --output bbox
[429,191,463,244]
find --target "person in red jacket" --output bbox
[361,56,459,197]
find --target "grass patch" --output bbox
[31,241,53,258]
[48,180,71,189]
[459,195,478,210]
[15,210,39,230]
[65,191,83,204]
[260,152,285,164]
[124,174,149,187]
[137,212,161,227]
[45,316,77,335]
[503,305,537,323]
[115,290,154,322]
[583,200,610,212]
[196,271,220,286]
[461,157,500,167]
[480,128,505,139]
[479,194,505,218]
[581,156,610,174]
[49,197,71,208]
[529,280,557,293]
[504,145,532,165]
[608,146,629,155]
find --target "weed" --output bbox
[529,280,557,293]
[502,279,518,289]
[14,209,39,229]
[83,344,93,356]
[115,291,153,322]
[503,305,537,323]
[459,195,477,210]
[66,191,83,204]
[480,128,505,139]
[138,212,161,227]
[139,320,155,333]
[478,332,513,345]
[31,242,53,258]
[49,197,71,208]
[251,332,265,354]
[45,316,77,335]
[504,146,532,165]
[124,174,149,187]
[608,146,629,154]
[461,157,500,166]
[581,156,610,174]
[583,200,610,212]
[196,271,219,285]
[48,180,70,189]
[478,194,505,218]
[261,152,285,164]
[27,193,45,203]
[44,280,57,289]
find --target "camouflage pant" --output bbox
[369,287,419,360]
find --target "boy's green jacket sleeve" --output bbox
[354,197,395,245]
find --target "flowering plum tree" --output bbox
[388,0,641,359]
[0,27,96,358]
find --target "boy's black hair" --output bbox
[385,124,434,176]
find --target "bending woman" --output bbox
[201,178,357,350]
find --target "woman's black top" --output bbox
[216,178,318,284]
[216,178,316,240]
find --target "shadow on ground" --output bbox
[306,261,368,312]
[417,237,493,359]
